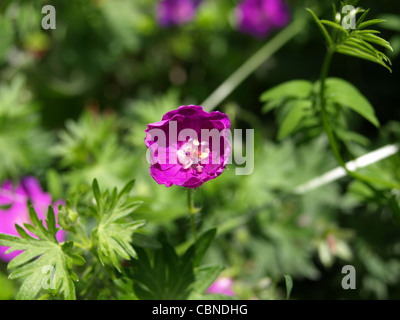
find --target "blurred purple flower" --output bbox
[156,0,202,27]
[145,105,231,189]
[206,277,235,296]
[0,177,65,262]
[236,0,290,38]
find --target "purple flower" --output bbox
[206,277,235,296]
[144,105,231,189]
[236,0,290,38]
[156,0,202,27]
[0,177,66,262]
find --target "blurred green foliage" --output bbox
[0,0,400,300]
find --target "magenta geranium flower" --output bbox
[0,177,65,262]
[206,277,235,296]
[156,0,202,27]
[236,0,290,38]
[145,105,231,188]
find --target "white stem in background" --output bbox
[294,144,399,195]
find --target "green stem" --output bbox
[318,50,397,189]
[202,14,308,112]
[187,188,198,241]
[319,50,346,167]
[74,221,92,250]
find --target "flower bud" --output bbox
[57,204,79,231]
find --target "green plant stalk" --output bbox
[318,49,400,190]
[187,188,198,241]
[318,49,347,168]
[202,14,308,112]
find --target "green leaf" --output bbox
[357,19,386,30]
[335,128,370,146]
[355,9,370,29]
[131,233,162,249]
[188,265,225,299]
[46,169,63,201]
[320,19,349,34]
[127,229,220,300]
[277,100,312,140]
[336,44,392,72]
[359,33,393,51]
[378,14,400,32]
[91,179,145,272]
[92,179,101,208]
[306,8,334,48]
[284,274,293,300]
[0,206,83,300]
[192,228,217,267]
[260,80,313,105]
[325,78,380,127]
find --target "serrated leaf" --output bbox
[0,207,84,300]
[277,100,312,140]
[67,253,86,266]
[15,224,35,240]
[260,80,313,104]
[92,179,145,271]
[118,179,136,198]
[325,78,380,127]
[127,228,219,300]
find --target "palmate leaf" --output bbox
[126,228,220,300]
[91,179,145,272]
[0,206,84,300]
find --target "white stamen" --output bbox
[183,159,193,169]
[177,139,210,170]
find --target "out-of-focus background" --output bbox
[1,0,400,300]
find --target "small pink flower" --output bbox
[206,277,235,296]
[156,0,202,27]
[236,0,290,38]
[0,177,65,262]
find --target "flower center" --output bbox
[177,139,210,173]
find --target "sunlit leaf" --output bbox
[325,78,380,127]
